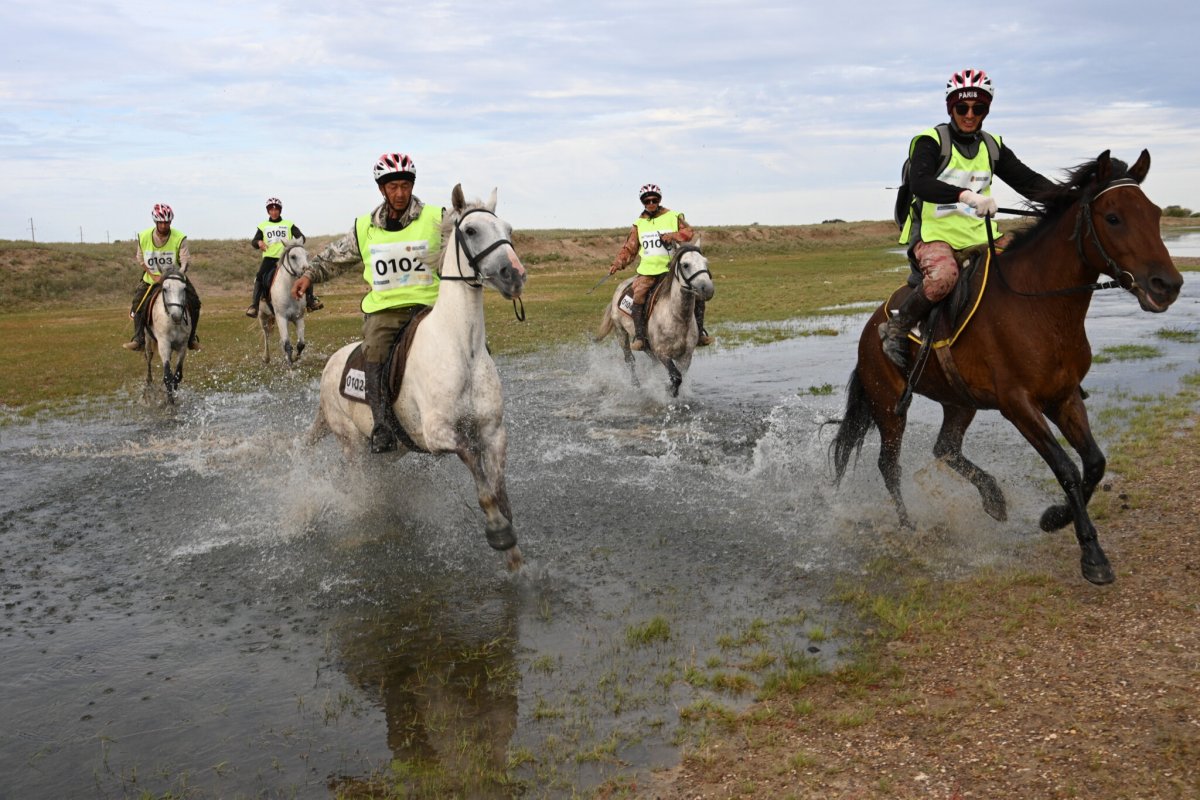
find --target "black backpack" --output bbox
[894,123,1000,230]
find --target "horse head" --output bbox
[279,241,310,278]
[441,184,527,300]
[671,242,715,301]
[1081,150,1181,312]
[158,266,189,323]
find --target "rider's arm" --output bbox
[908,137,966,205]
[610,225,640,271]
[251,228,265,250]
[993,144,1057,202]
[302,224,361,284]
[663,213,694,245]
[178,238,191,272]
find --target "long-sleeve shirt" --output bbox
[301,198,427,284]
[909,127,1056,205]
[610,208,695,271]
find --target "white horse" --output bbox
[144,266,193,404]
[309,185,528,570]
[260,241,308,366]
[595,243,715,396]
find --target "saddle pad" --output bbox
[618,273,670,318]
[887,249,990,350]
[338,306,433,404]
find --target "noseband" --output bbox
[437,207,526,321]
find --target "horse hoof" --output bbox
[505,545,524,572]
[1081,556,1115,585]
[1039,504,1072,532]
[486,523,517,552]
[982,495,1008,522]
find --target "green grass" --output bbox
[1091,343,1163,363]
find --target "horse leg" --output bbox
[295,317,306,361]
[875,406,913,529]
[276,313,292,365]
[621,339,640,387]
[664,357,682,397]
[1040,389,1105,533]
[1003,398,1113,585]
[162,356,176,404]
[260,317,271,364]
[932,404,1007,521]
[454,427,521,570]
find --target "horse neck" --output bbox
[428,234,487,349]
[663,268,695,321]
[995,207,1097,322]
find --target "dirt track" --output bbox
[651,414,1200,799]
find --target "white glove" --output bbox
[959,189,998,218]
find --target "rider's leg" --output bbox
[305,283,323,311]
[124,282,149,351]
[362,308,415,454]
[247,258,275,317]
[630,275,654,351]
[695,298,714,346]
[878,240,955,369]
[185,279,202,351]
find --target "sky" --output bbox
[3,0,1199,243]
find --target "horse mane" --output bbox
[1002,156,1135,254]
[425,196,492,271]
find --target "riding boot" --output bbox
[246,281,261,317]
[123,312,146,351]
[877,288,935,370]
[630,302,649,351]
[695,298,714,346]
[365,361,398,453]
[188,304,201,351]
[305,284,324,312]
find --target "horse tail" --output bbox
[829,367,875,485]
[595,304,614,342]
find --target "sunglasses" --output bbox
[642,197,661,205]
[953,102,989,117]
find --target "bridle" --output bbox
[987,178,1141,298]
[669,244,712,295]
[279,244,306,278]
[159,271,189,314]
[437,207,526,321]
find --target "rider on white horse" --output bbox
[292,152,444,453]
[246,196,321,318]
[123,203,201,353]
[606,183,713,351]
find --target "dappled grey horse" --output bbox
[260,241,308,367]
[144,266,192,404]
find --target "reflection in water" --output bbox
[0,267,1196,797]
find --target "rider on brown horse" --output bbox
[884,68,1056,369]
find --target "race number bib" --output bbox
[343,367,366,400]
[618,294,635,316]
[143,249,177,276]
[263,224,289,246]
[640,229,670,258]
[368,240,432,291]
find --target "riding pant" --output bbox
[630,274,658,304]
[362,305,424,364]
[912,240,959,302]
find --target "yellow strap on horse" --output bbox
[133,282,155,314]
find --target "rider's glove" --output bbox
[959,190,998,218]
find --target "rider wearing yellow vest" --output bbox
[881,69,1055,370]
[246,197,321,317]
[607,183,711,351]
[123,203,202,352]
[292,152,444,453]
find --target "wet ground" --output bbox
[1,258,1197,797]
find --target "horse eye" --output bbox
[465,225,477,236]
[1105,213,1121,225]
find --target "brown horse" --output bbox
[831,150,1182,585]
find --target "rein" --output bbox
[986,182,1139,298]
[437,207,526,321]
[159,272,189,313]
[670,244,712,294]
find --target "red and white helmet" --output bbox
[945,69,994,99]
[265,197,282,209]
[151,203,174,222]
[373,152,416,185]
[638,183,662,202]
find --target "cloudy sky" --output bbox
[3,0,1198,242]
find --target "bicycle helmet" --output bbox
[151,203,174,222]
[638,183,662,202]
[265,197,282,209]
[945,69,994,108]
[373,153,416,185]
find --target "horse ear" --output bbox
[451,183,465,213]
[486,187,497,212]
[1130,149,1151,184]
[1095,150,1113,185]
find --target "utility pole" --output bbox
[80,226,84,243]
[29,218,36,243]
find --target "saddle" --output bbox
[338,306,433,406]
[616,273,671,318]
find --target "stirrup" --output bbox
[306,299,324,311]
[369,424,398,453]
[122,340,144,352]
[245,305,259,318]
[697,333,714,346]
[631,336,647,351]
